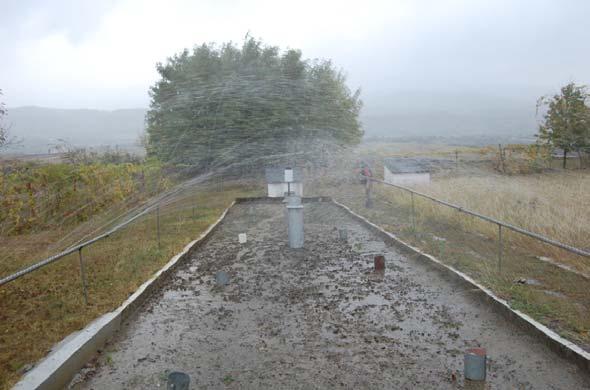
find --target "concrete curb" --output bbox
[14,201,236,390]
[331,199,590,373]
[15,196,590,389]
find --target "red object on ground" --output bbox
[374,255,385,272]
[466,348,486,356]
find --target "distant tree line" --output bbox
[146,37,363,170]
[537,82,590,168]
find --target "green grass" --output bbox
[0,182,261,390]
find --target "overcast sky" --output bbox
[1,0,589,112]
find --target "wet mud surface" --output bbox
[73,202,590,389]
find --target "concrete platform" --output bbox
[71,201,590,389]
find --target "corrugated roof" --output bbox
[383,158,431,174]
[265,167,303,183]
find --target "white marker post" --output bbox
[284,167,293,196]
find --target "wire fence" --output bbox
[3,172,589,306]
[366,177,590,261]
[0,168,222,298]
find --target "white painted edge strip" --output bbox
[331,199,590,363]
[14,201,236,390]
[535,255,590,280]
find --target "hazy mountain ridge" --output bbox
[2,94,540,154]
[360,90,540,138]
[360,110,537,138]
[3,106,147,153]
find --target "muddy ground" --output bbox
[72,201,590,389]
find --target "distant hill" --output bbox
[2,91,541,154]
[2,106,147,153]
[359,90,540,139]
[360,110,537,138]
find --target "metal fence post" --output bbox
[498,224,503,272]
[192,201,196,219]
[365,178,373,208]
[157,204,161,249]
[410,191,416,235]
[78,247,89,305]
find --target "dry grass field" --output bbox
[0,180,262,390]
[412,170,590,269]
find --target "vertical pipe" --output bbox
[365,178,372,208]
[498,224,503,273]
[157,204,161,249]
[78,247,89,305]
[411,191,416,235]
[287,196,304,248]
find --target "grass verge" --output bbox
[0,182,261,390]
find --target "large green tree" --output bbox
[537,82,590,168]
[146,38,363,169]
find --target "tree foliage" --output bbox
[146,38,363,169]
[537,82,590,167]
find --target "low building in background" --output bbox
[383,157,431,186]
[265,167,303,197]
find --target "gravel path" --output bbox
[72,201,590,389]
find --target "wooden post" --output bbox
[498,144,505,173]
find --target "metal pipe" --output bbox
[370,177,590,258]
[78,247,89,305]
[410,192,416,235]
[498,224,503,273]
[365,179,373,208]
[156,204,161,249]
[286,196,304,249]
[464,348,487,381]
